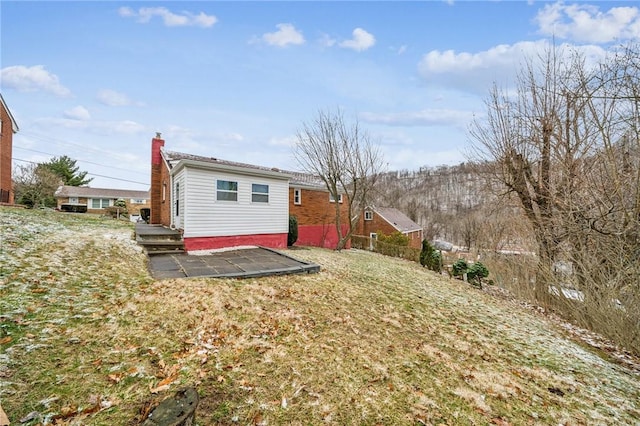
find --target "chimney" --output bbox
[150,133,165,224]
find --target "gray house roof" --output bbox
[54,185,149,200]
[372,207,422,233]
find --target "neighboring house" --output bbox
[0,94,19,204]
[289,173,350,249]
[357,206,423,249]
[54,185,150,215]
[150,135,290,251]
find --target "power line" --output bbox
[12,158,149,186]
[13,145,149,176]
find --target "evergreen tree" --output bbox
[42,156,92,186]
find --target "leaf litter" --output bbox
[1,207,639,425]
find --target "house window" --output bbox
[131,198,146,204]
[69,197,79,204]
[293,188,301,205]
[217,180,238,202]
[251,183,269,203]
[162,182,166,202]
[329,193,343,203]
[90,198,111,209]
[365,210,373,221]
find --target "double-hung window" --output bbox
[293,188,301,205]
[329,193,343,203]
[252,184,269,203]
[217,180,238,202]
[90,198,111,209]
[365,210,373,221]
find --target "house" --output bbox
[54,185,150,216]
[0,93,19,204]
[150,134,350,251]
[150,134,290,251]
[288,173,350,249]
[356,206,423,249]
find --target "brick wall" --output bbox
[288,187,349,226]
[0,103,14,204]
[150,136,165,224]
[356,212,423,249]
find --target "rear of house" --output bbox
[150,135,290,251]
[54,186,150,216]
[288,173,350,249]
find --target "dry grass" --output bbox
[1,207,639,425]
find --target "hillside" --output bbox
[1,207,639,425]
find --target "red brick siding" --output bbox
[356,212,423,249]
[0,103,15,204]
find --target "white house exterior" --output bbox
[154,142,290,251]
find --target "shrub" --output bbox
[420,239,441,272]
[377,231,410,247]
[114,198,127,208]
[468,261,489,286]
[288,215,298,246]
[452,259,468,277]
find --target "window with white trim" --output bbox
[364,210,373,221]
[90,198,112,209]
[217,180,238,202]
[130,198,146,204]
[69,197,79,204]
[329,193,343,203]
[251,183,269,203]
[293,188,301,205]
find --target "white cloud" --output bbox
[63,106,91,121]
[360,109,475,128]
[0,65,71,97]
[119,6,217,28]
[418,40,607,94]
[96,89,142,107]
[534,2,640,43]
[37,117,146,135]
[268,135,297,148]
[339,28,376,52]
[318,33,336,48]
[261,23,305,47]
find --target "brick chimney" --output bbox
[150,132,165,224]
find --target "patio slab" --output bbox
[145,247,320,279]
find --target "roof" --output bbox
[163,149,328,189]
[163,150,290,180]
[0,93,19,133]
[54,185,150,199]
[372,207,422,233]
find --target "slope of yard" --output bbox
[1,207,639,425]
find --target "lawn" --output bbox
[1,207,639,425]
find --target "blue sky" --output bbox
[2,1,638,190]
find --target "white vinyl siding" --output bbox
[179,167,288,238]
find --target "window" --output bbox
[293,188,301,205]
[90,198,111,209]
[252,183,269,203]
[217,180,238,202]
[131,198,146,204]
[69,197,79,204]
[329,193,343,203]
[162,182,166,202]
[364,210,373,221]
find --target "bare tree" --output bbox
[13,163,61,208]
[295,109,384,250]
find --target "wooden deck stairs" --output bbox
[135,223,185,255]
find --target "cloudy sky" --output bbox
[2,1,639,190]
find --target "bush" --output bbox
[420,239,441,272]
[288,215,298,246]
[468,261,489,286]
[377,231,410,247]
[452,259,468,277]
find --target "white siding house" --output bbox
[163,152,290,250]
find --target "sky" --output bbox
[2,1,639,191]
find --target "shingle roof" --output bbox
[374,207,422,233]
[54,185,149,199]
